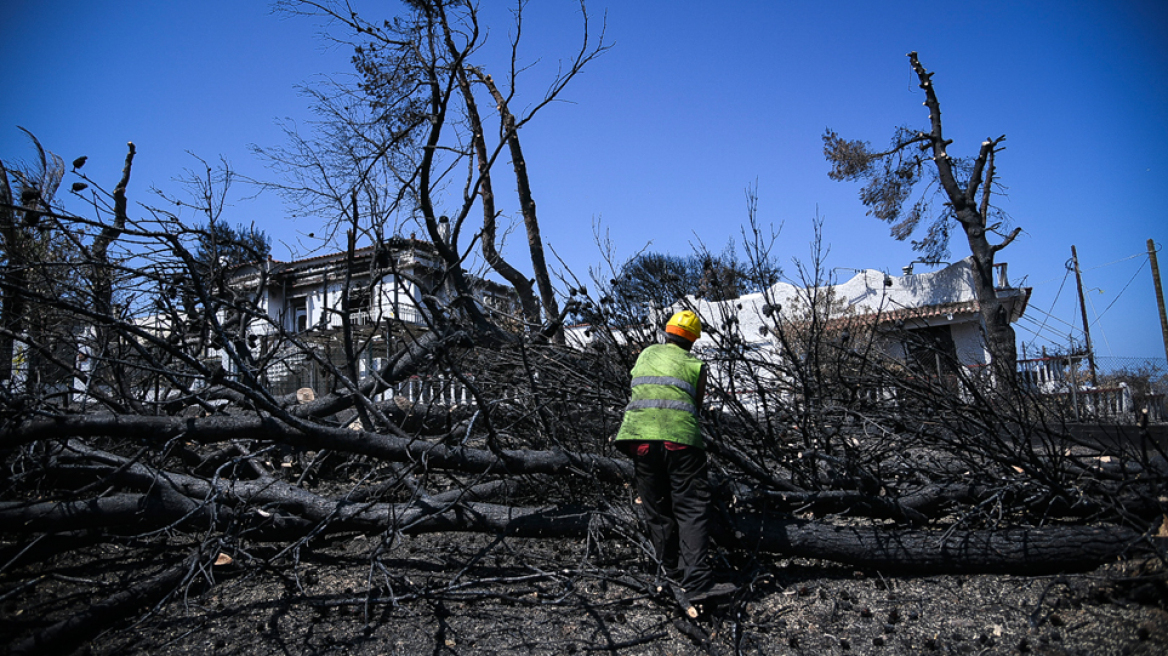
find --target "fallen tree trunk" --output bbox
[3,414,633,483]
[725,514,1145,575]
[1,489,1144,575]
[0,490,213,533]
[15,440,1146,574]
[743,482,1158,525]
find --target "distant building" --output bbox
[567,257,1031,383]
[229,236,516,336]
[224,236,518,396]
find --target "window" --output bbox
[348,288,371,312]
[291,297,308,333]
[906,325,959,382]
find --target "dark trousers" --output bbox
[630,442,712,593]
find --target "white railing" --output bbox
[344,306,428,327]
[1041,386,1167,423]
[386,375,470,406]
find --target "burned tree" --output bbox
[0,28,1163,656]
[0,143,1163,650]
[261,0,607,337]
[824,52,1021,374]
[0,130,69,394]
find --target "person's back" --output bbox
[616,341,704,448]
[613,311,734,600]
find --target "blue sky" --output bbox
[3,0,1167,360]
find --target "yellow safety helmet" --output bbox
[665,310,702,342]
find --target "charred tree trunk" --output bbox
[726,515,1143,575]
[78,142,135,403]
[457,63,541,328]
[477,72,561,335]
[1,418,635,483]
[908,52,1020,375]
[0,492,1142,576]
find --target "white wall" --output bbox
[682,257,992,367]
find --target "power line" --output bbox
[1089,255,1148,327]
[1025,267,1071,351]
[1022,302,1081,335]
[1015,318,1063,341]
[1021,249,1150,355]
[1018,311,1074,336]
[1018,321,1074,346]
[1082,251,1145,273]
[1027,250,1146,287]
[1086,291,1112,356]
[1017,311,1081,346]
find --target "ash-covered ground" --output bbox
[4,530,1166,655]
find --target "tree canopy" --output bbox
[192,221,271,272]
[823,51,1022,370]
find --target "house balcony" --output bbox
[341,306,428,329]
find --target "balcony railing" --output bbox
[304,305,428,331]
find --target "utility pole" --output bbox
[1149,238,1168,363]
[1071,245,1098,386]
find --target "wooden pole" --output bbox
[1148,239,1168,363]
[1071,246,1098,386]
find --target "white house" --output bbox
[222,236,517,395]
[229,236,515,336]
[693,258,1028,378]
[567,257,1030,378]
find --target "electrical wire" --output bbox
[1019,311,1079,336]
[1027,250,1145,286]
[1019,282,1083,354]
[1089,256,1148,327]
[1022,249,1150,356]
[1014,319,1059,341]
[1086,291,1111,356]
[1017,313,1079,344]
[1082,251,1145,272]
[1024,267,1070,353]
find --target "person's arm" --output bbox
[694,364,707,408]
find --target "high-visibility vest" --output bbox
[614,343,705,448]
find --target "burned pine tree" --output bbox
[0,142,1163,653]
[0,23,1164,656]
[0,130,72,396]
[824,51,1021,376]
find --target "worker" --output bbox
[614,310,735,602]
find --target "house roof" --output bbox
[264,236,438,271]
[683,257,1032,340]
[876,299,979,322]
[228,237,513,295]
[857,285,1031,326]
